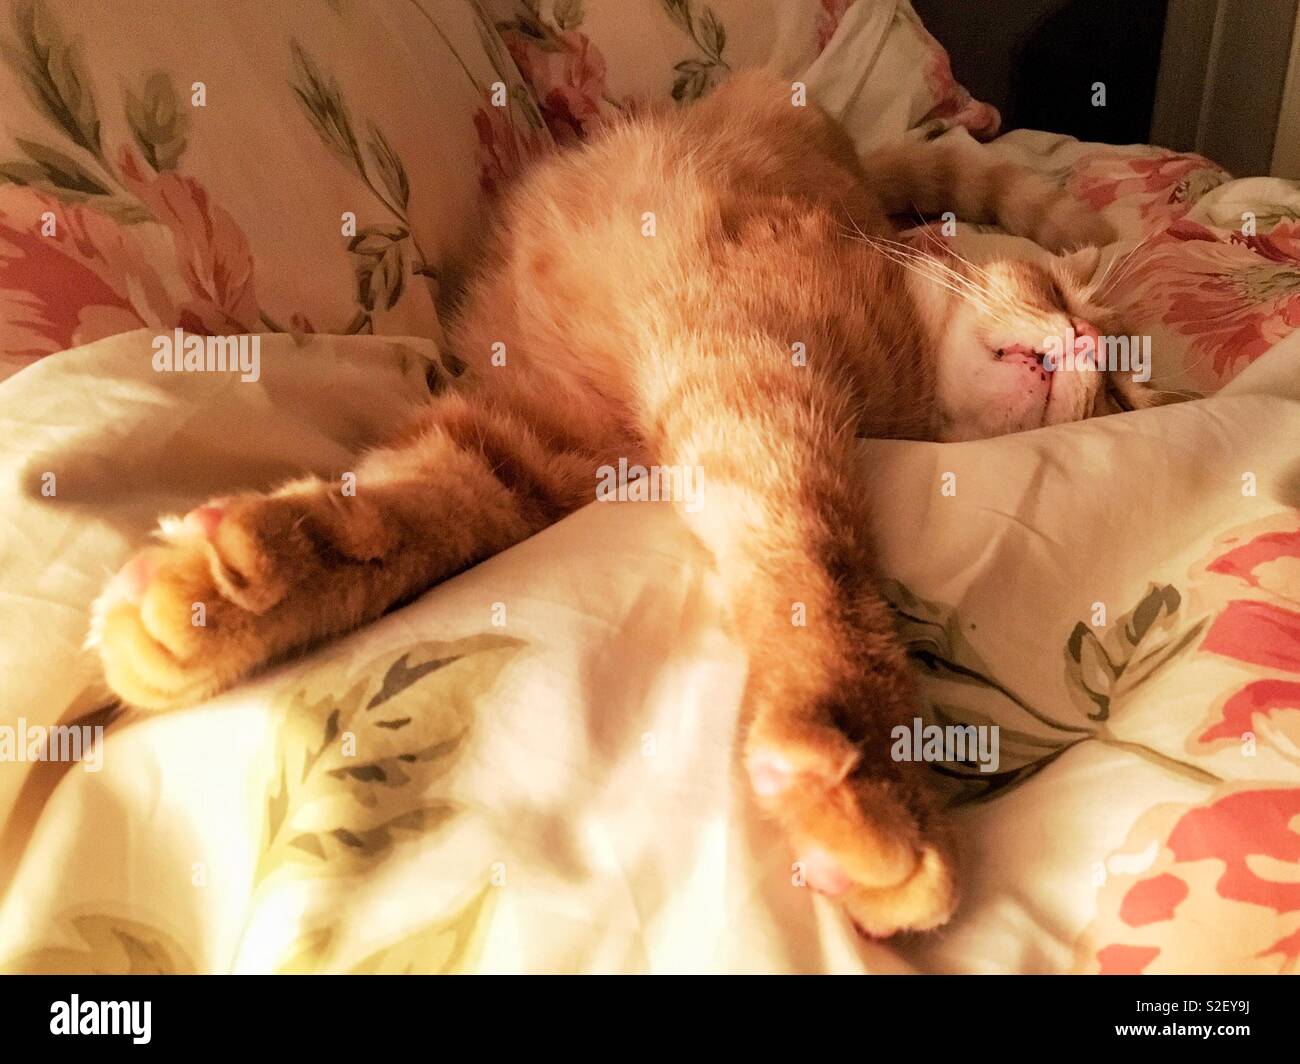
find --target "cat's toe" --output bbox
[194,498,293,614]
[784,773,958,936]
[745,723,860,797]
[839,844,956,936]
[91,499,283,709]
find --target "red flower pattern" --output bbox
[474,97,549,198]
[1112,219,1300,382]
[1078,513,1300,973]
[0,148,260,362]
[502,29,613,145]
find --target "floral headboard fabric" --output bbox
[0,0,994,370]
[0,0,547,367]
[487,0,999,144]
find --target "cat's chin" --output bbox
[935,396,1052,442]
[937,365,1114,440]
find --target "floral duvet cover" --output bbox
[0,1,1298,976]
[1,224,1297,975]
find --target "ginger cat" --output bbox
[91,72,1169,937]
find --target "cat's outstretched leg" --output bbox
[639,340,957,936]
[92,390,592,710]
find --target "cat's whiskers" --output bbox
[868,242,984,304]
[870,232,1004,305]
[1092,234,1148,294]
[840,220,1030,330]
[1092,232,1156,300]
[908,221,1003,292]
[892,252,1022,328]
[892,215,1015,316]
[1091,250,1133,300]
[850,230,988,300]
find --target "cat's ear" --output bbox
[1052,245,1101,286]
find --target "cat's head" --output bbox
[908,245,1183,442]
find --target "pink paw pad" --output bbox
[106,553,154,604]
[747,751,796,796]
[800,848,850,896]
[182,505,225,537]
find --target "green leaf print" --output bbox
[1064,583,1204,721]
[882,579,1220,804]
[366,121,410,210]
[3,0,102,159]
[0,3,189,218]
[0,138,109,195]
[290,39,363,171]
[552,0,586,32]
[662,0,730,101]
[277,884,496,975]
[348,884,496,974]
[1,914,196,975]
[289,38,438,323]
[124,72,188,172]
[254,634,526,885]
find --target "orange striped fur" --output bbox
[92,71,1160,936]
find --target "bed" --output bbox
[1,0,1297,974]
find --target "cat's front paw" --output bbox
[749,748,957,936]
[90,496,304,710]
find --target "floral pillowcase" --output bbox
[486,0,999,145]
[0,0,550,369]
[0,0,995,370]
[967,128,1300,394]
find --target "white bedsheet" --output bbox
[1,324,1296,973]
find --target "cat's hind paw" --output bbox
[90,501,278,709]
[751,754,958,936]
